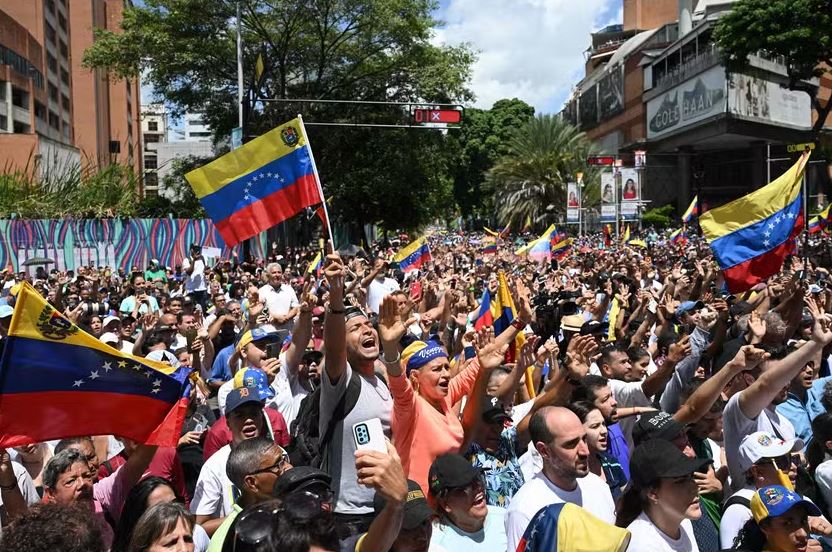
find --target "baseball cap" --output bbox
[233,367,275,400]
[225,384,265,415]
[561,314,584,333]
[374,480,433,530]
[632,411,686,446]
[99,332,120,346]
[428,453,481,496]
[675,300,704,321]
[0,304,13,318]
[750,485,821,524]
[273,466,332,499]
[738,432,804,473]
[629,439,712,488]
[102,315,121,328]
[236,327,280,352]
[482,396,511,425]
[580,320,609,336]
[145,349,181,367]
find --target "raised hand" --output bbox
[807,295,832,345]
[519,335,540,370]
[378,295,411,354]
[323,245,345,305]
[747,311,766,343]
[728,344,769,371]
[667,334,692,363]
[475,327,508,372]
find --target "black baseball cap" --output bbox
[428,454,481,496]
[580,320,609,336]
[482,396,511,425]
[273,466,331,499]
[373,480,433,530]
[225,385,265,415]
[630,439,712,488]
[633,411,686,446]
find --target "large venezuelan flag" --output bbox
[186,118,323,247]
[700,152,810,293]
[394,237,432,272]
[516,224,556,260]
[0,284,191,447]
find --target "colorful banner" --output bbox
[0,218,250,273]
[620,168,639,221]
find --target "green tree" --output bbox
[714,0,832,136]
[641,204,674,227]
[83,0,474,232]
[446,98,535,220]
[487,114,601,229]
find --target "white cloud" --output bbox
[434,0,617,113]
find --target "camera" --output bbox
[82,302,108,316]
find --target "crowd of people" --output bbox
[2,229,832,552]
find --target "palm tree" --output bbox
[487,114,601,229]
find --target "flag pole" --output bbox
[802,149,809,275]
[298,114,335,246]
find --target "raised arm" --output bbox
[285,281,314,373]
[323,247,348,383]
[675,345,768,424]
[739,298,832,419]
[641,334,692,398]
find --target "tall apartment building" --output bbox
[0,0,141,180]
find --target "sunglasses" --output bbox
[444,476,485,501]
[758,454,800,471]
[231,491,332,551]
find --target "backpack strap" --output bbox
[316,369,363,467]
[721,494,751,515]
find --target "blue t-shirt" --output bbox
[607,422,630,479]
[208,344,236,383]
[431,506,507,552]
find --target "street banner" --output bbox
[567,182,580,223]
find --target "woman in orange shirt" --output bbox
[376,295,484,495]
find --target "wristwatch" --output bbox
[511,318,528,330]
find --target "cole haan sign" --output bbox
[647,66,726,139]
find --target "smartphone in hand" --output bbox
[352,418,386,453]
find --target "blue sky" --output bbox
[142,0,623,116]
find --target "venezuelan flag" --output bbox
[482,238,497,255]
[819,204,832,230]
[474,289,494,330]
[809,216,822,234]
[700,152,810,293]
[552,237,573,260]
[516,225,556,260]
[186,118,323,247]
[307,252,323,275]
[627,239,647,248]
[621,225,631,243]
[0,284,191,447]
[394,237,431,273]
[682,196,699,224]
[516,503,631,552]
[670,228,686,243]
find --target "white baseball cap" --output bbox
[738,431,804,472]
[102,315,121,328]
[99,332,120,346]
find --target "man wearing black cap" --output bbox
[191,385,271,536]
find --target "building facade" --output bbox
[562,0,831,219]
[0,0,141,180]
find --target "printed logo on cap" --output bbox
[757,434,772,446]
[240,387,250,398]
[764,486,784,506]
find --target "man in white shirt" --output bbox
[365,257,400,315]
[191,385,269,537]
[505,406,615,552]
[723,308,832,491]
[258,262,299,333]
[182,244,208,310]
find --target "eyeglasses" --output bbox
[231,492,331,551]
[247,451,289,476]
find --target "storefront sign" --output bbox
[646,66,726,139]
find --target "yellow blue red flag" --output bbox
[393,237,431,273]
[682,196,699,224]
[0,284,191,447]
[185,118,323,247]
[700,152,809,293]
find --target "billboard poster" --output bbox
[728,73,811,129]
[646,66,726,139]
[600,171,616,222]
[620,168,639,221]
[580,86,598,130]
[598,67,624,121]
[567,181,580,223]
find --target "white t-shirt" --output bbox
[366,277,400,314]
[627,512,699,552]
[271,355,311,429]
[723,392,796,492]
[431,506,507,552]
[609,378,652,449]
[505,471,615,552]
[190,444,234,518]
[816,460,832,519]
[182,257,207,293]
[719,487,755,549]
[258,284,299,331]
